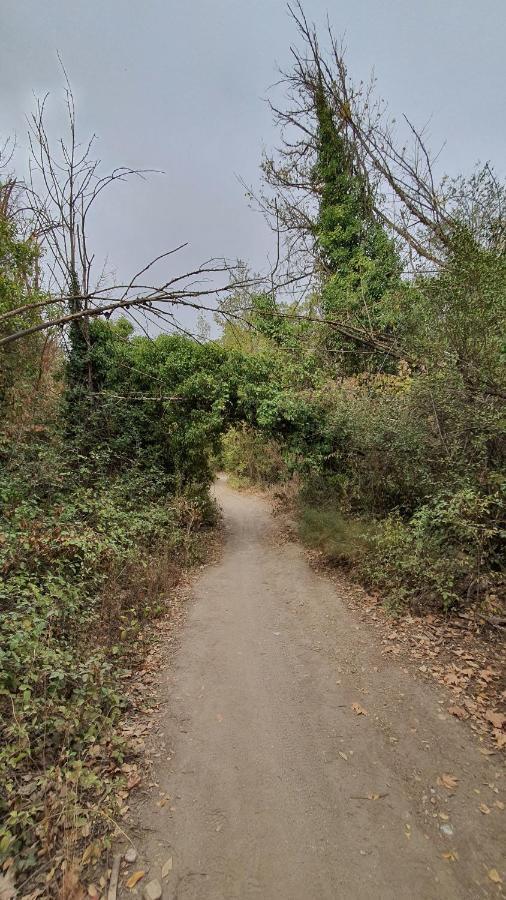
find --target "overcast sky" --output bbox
[1,0,505,329]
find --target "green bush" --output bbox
[221,425,287,486]
[360,486,505,612]
[221,363,504,613]
[0,430,210,879]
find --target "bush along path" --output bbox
[108,479,504,900]
[0,453,217,897]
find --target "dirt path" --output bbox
[122,478,504,899]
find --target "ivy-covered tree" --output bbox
[311,85,401,368]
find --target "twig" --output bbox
[107,853,122,900]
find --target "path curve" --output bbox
[124,478,504,899]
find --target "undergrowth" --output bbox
[222,374,505,616]
[0,433,215,892]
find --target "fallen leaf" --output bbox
[60,865,85,900]
[448,706,468,720]
[351,703,368,716]
[488,869,503,885]
[441,850,459,862]
[161,857,173,879]
[479,669,495,683]
[127,773,141,790]
[479,803,491,815]
[438,773,459,791]
[81,843,101,865]
[485,710,506,730]
[494,730,506,749]
[126,871,145,890]
[0,872,16,900]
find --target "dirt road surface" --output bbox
[122,478,504,899]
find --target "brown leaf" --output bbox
[438,773,459,791]
[448,705,468,720]
[351,703,368,716]
[126,871,145,890]
[485,710,506,730]
[81,844,99,866]
[60,865,85,900]
[479,803,491,815]
[479,669,495,683]
[126,773,141,790]
[495,730,506,749]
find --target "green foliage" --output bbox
[63,323,238,489]
[0,426,210,877]
[360,486,505,612]
[0,201,50,416]
[298,504,370,566]
[223,360,504,611]
[312,87,401,369]
[411,231,506,391]
[221,425,286,486]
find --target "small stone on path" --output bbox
[143,879,162,900]
[124,847,137,863]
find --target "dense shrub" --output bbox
[360,486,504,612]
[221,425,287,486]
[0,428,213,879]
[0,321,227,884]
[222,360,504,612]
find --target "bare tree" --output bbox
[253,1,506,278]
[0,70,272,361]
[7,40,474,366]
